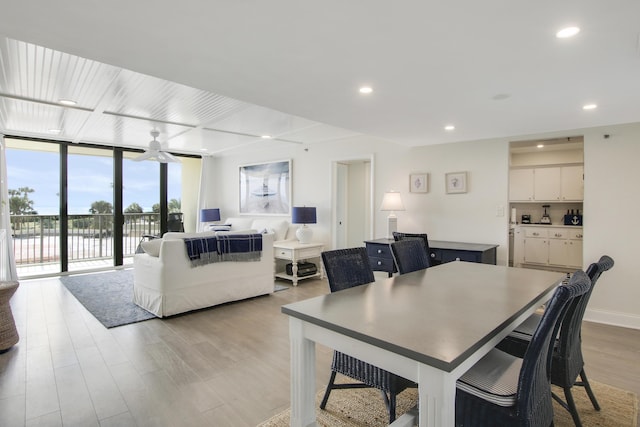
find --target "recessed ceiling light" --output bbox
[199,148,208,152]
[556,26,580,38]
[58,99,77,106]
[48,128,61,133]
[537,144,544,148]
[583,103,597,110]
[444,125,455,131]
[359,87,373,94]
[261,135,273,139]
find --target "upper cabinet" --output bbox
[509,166,583,202]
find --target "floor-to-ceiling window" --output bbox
[4,139,61,275]
[68,145,114,272]
[5,137,195,278]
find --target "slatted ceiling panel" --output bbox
[0,36,364,155]
[0,97,90,136]
[106,69,250,126]
[204,104,318,139]
[185,127,266,153]
[80,114,194,149]
[276,123,360,144]
[0,38,119,107]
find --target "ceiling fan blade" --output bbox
[133,150,156,162]
[158,151,181,163]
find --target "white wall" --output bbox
[203,122,640,329]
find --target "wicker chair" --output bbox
[497,255,614,427]
[319,247,416,423]
[392,232,431,264]
[455,270,591,427]
[390,238,430,274]
[0,281,19,353]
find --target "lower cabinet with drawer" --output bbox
[364,239,397,277]
[513,226,583,269]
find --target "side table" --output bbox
[274,241,324,286]
[0,281,19,353]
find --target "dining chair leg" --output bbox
[320,371,337,409]
[563,386,583,427]
[578,369,601,410]
[379,390,397,423]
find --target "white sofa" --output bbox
[133,231,275,317]
[220,216,297,243]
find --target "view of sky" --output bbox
[6,148,182,215]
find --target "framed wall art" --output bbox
[410,173,429,193]
[239,159,291,215]
[445,171,468,194]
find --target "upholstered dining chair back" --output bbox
[321,247,375,292]
[390,238,430,274]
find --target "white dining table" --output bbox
[281,261,565,427]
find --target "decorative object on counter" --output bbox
[511,208,517,225]
[380,191,405,239]
[292,206,317,244]
[521,214,531,224]
[540,204,552,224]
[564,209,583,226]
[409,173,428,193]
[200,208,221,231]
[445,171,467,194]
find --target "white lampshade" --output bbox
[380,191,405,239]
[380,191,405,212]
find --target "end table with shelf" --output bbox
[273,241,324,286]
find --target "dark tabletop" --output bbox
[282,261,563,372]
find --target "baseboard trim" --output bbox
[584,308,640,330]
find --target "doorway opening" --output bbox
[332,156,374,249]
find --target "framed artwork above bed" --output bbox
[239,159,291,215]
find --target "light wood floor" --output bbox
[1,274,639,426]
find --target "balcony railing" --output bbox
[11,213,161,268]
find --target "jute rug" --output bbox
[60,269,156,328]
[258,380,638,427]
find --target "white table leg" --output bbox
[417,364,457,427]
[289,318,316,427]
[292,260,299,286]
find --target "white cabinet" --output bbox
[560,165,584,201]
[509,166,583,202]
[513,226,582,269]
[509,169,535,201]
[534,167,561,200]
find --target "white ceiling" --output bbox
[0,1,639,156]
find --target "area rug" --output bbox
[258,380,638,427]
[60,269,156,328]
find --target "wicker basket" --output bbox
[0,281,19,353]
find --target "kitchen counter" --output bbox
[513,223,582,228]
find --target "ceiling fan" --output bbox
[133,130,180,163]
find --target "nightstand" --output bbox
[273,241,324,286]
[364,238,396,277]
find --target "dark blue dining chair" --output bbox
[319,247,415,423]
[455,270,591,427]
[497,255,614,427]
[390,238,430,274]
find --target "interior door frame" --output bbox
[331,154,375,249]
